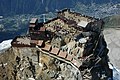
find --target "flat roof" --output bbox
[16,37,31,45]
[37,40,44,47]
[58,50,67,58]
[71,59,81,68]
[42,44,51,51]
[39,27,46,31]
[29,24,36,27]
[30,18,38,24]
[30,40,38,44]
[50,47,60,55]
[77,21,89,28]
[66,54,73,61]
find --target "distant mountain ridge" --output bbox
[73,3,120,18]
[0,0,120,17]
[0,3,120,42]
[103,15,120,28]
[0,1,120,42]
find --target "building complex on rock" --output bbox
[11,9,112,80]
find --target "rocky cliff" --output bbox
[0,47,82,80]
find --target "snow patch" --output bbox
[39,63,43,67]
[28,78,35,80]
[109,63,120,80]
[0,39,12,52]
[0,63,7,67]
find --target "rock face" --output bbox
[0,47,82,80]
[104,28,120,69]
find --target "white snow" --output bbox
[109,63,120,80]
[28,78,35,80]
[39,63,43,67]
[0,63,7,67]
[0,39,12,52]
[79,37,88,43]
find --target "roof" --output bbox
[71,59,81,68]
[77,21,89,28]
[58,50,67,58]
[66,54,73,61]
[50,47,60,55]
[16,37,30,45]
[46,27,54,31]
[29,24,36,27]
[30,18,38,24]
[37,40,44,47]
[79,38,88,44]
[30,40,37,43]
[39,27,46,31]
[57,8,70,13]
[44,17,59,24]
[42,44,51,51]
[67,41,76,49]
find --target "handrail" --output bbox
[36,46,81,72]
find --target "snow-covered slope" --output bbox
[109,63,120,80]
[0,39,12,52]
[113,68,120,80]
